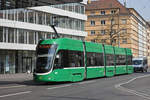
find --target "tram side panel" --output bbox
[125,48,133,74]
[85,42,105,79]
[103,45,115,77]
[114,47,127,75]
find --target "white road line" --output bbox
[47,84,72,90]
[78,80,96,85]
[115,74,150,100]
[47,80,96,90]
[0,91,32,98]
[0,85,26,89]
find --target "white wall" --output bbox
[0,43,36,50]
[28,6,87,21]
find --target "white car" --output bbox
[132,57,148,72]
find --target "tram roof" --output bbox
[39,38,131,55]
[40,38,104,53]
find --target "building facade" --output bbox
[0,0,83,10]
[147,23,150,66]
[0,3,87,74]
[85,0,150,59]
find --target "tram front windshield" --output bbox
[35,44,57,73]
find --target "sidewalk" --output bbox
[0,73,33,81]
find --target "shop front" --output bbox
[0,50,36,74]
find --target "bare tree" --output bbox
[92,15,123,47]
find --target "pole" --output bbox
[50,25,60,38]
[118,32,120,47]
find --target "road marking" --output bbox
[0,91,32,98]
[115,74,150,100]
[47,84,72,90]
[78,80,96,85]
[0,85,26,89]
[47,80,96,90]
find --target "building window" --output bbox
[28,11,34,23]
[122,38,127,44]
[0,27,3,42]
[8,10,14,20]
[18,29,25,44]
[8,28,14,43]
[101,30,106,35]
[122,29,127,34]
[0,8,85,31]
[75,5,80,13]
[38,12,43,24]
[28,31,35,44]
[111,10,116,14]
[101,11,105,15]
[111,19,115,25]
[18,10,24,22]
[101,20,106,25]
[90,11,95,15]
[112,39,116,44]
[101,39,106,43]
[91,39,96,43]
[111,29,116,34]
[46,13,51,26]
[91,30,95,35]
[47,33,52,39]
[122,19,127,24]
[90,20,95,26]
[0,10,3,19]
[38,32,45,41]
[52,3,85,14]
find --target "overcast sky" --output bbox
[118,0,150,21]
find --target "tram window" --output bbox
[87,52,104,67]
[106,54,115,66]
[54,50,84,69]
[87,52,95,66]
[127,55,132,65]
[116,55,126,65]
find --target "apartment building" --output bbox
[85,0,150,59]
[147,23,150,66]
[0,2,87,74]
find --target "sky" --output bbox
[118,0,150,21]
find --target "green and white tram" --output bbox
[33,38,133,82]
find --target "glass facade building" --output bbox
[0,50,35,74]
[0,0,84,10]
[51,3,85,14]
[0,8,85,31]
[0,27,83,44]
[0,3,87,74]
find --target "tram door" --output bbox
[22,57,32,73]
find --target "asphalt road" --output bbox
[0,72,150,100]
